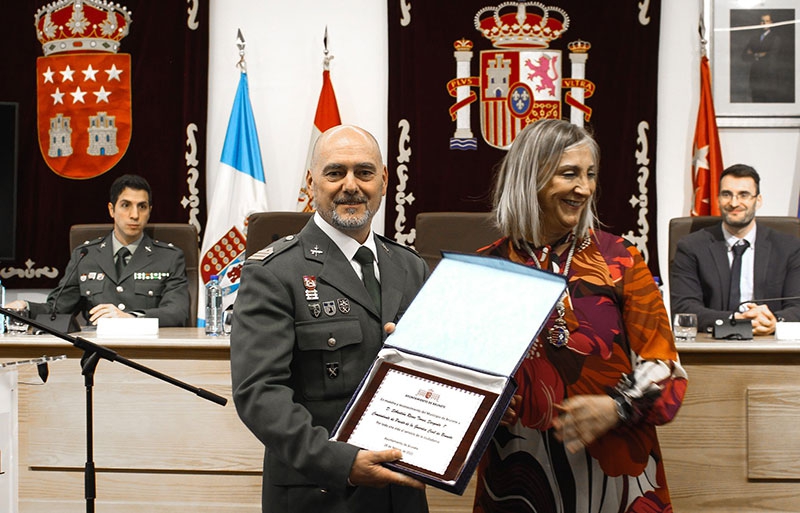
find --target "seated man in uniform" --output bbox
[4,174,190,327]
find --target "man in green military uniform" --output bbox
[5,174,189,327]
[231,126,429,512]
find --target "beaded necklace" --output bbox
[520,233,590,348]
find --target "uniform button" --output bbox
[148,290,154,296]
[327,337,336,347]
[86,290,92,296]
[116,286,124,292]
[285,235,294,241]
[118,304,126,311]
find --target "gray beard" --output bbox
[330,207,372,231]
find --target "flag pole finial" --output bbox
[236,29,247,72]
[698,15,708,57]
[323,26,334,71]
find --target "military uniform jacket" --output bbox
[670,222,800,331]
[29,232,190,327]
[230,219,430,513]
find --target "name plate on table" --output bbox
[96,317,158,338]
[332,252,566,494]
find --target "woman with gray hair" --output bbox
[473,119,687,513]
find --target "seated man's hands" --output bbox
[88,303,134,323]
[3,299,28,310]
[348,449,425,490]
[736,303,777,335]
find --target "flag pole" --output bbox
[324,25,333,70]
[698,13,706,57]
[236,28,247,73]
[296,26,343,212]
[690,5,724,217]
[198,28,269,325]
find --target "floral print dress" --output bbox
[473,230,688,513]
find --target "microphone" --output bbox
[34,248,88,334]
[713,295,800,340]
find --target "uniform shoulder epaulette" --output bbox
[248,234,301,262]
[79,236,104,247]
[151,239,181,250]
[376,233,420,256]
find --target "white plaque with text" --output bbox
[336,362,497,481]
[333,252,566,493]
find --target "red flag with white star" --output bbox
[690,55,723,216]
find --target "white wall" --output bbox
[207,0,388,231]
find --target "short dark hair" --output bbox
[720,164,760,194]
[109,174,152,205]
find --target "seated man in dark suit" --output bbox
[670,164,800,335]
[4,174,190,327]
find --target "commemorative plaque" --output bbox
[332,252,566,494]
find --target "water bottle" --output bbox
[205,275,223,336]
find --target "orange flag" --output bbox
[296,68,342,212]
[691,55,724,216]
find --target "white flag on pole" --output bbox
[198,71,268,326]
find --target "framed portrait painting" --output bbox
[707,0,799,126]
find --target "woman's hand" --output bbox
[500,394,522,426]
[552,395,618,453]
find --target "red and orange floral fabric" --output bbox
[474,230,687,513]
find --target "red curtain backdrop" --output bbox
[0,0,208,289]
[386,1,663,276]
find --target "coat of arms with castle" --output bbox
[34,0,133,178]
[447,2,595,150]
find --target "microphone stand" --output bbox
[0,306,227,512]
[34,247,87,334]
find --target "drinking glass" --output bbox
[673,313,698,340]
[222,309,234,336]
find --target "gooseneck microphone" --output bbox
[34,247,88,333]
[713,295,800,340]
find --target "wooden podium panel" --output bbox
[6,330,800,512]
[658,339,800,513]
[746,387,800,479]
[2,329,263,512]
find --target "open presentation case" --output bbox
[332,252,566,494]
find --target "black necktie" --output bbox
[116,246,131,279]
[354,246,381,311]
[728,240,750,310]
